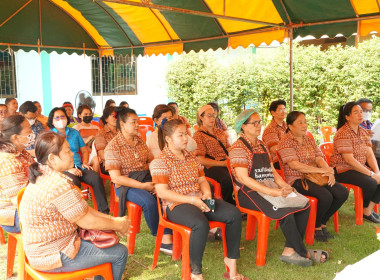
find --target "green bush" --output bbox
[167,37,380,141]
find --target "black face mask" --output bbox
[83,116,93,124]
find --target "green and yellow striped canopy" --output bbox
[1,0,380,56]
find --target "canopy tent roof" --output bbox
[1,0,380,56]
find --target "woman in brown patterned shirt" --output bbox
[278,111,348,242]
[0,115,35,233]
[20,132,129,280]
[193,105,234,204]
[331,102,380,223]
[150,119,245,280]
[95,106,118,175]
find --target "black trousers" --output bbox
[166,200,241,275]
[292,179,349,228]
[238,189,310,258]
[65,168,109,214]
[204,166,235,205]
[335,169,380,207]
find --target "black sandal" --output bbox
[322,227,334,239]
[314,229,328,242]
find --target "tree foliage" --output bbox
[166,37,380,138]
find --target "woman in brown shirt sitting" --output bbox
[193,105,234,204]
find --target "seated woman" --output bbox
[19,132,129,280]
[193,105,234,204]
[48,107,109,214]
[95,106,118,175]
[0,115,35,233]
[330,102,380,223]
[62,102,79,128]
[73,105,100,172]
[208,102,228,132]
[278,111,349,242]
[147,104,196,158]
[150,119,246,280]
[230,109,327,266]
[105,107,172,253]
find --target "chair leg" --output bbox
[7,233,17,278]
[109,185,115,214]
[256,216,270,266]
[87,186,98,211]
[16,235,25,280]
[245,214,257,241]
[126,203,142,255]
[305,200,317,245]
[333,211,339,233]
[0,228,5,245]
[152,225,165,269]
[218,224,228,272]
[274,220,279,230]
[172,231,182,261]
[353,187,363,226]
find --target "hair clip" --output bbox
[113,111,118,118]
[161,118,168,130]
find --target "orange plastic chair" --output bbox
[319,143,364,225]
[138,116,154,127]
[0,227,5,244]
[81,182,98,211]
[275,151,339,243]
[5,232,24,278]
[91,120,100,128]
[226,159,272,266]
[139,125,155,141]
[17,188,114,280]
[205,177,222,200]
[111,184,142,255]
[321,126,334,142]
[152,195,228,279]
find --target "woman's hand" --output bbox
[67,168,82,177]
[141,182,155,193]
[116,216,131,237]
[201,193,212,200]
[82,163,93,170]
[192,196,210,212]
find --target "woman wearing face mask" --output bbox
[0,115,35,233]
[73,105,100,172]
[147,104,196,158]
[150,119,245,280]
[48,107,109,214]
[105,107,173,254]
[331,102,380,223]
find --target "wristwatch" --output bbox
[370,171,374,177]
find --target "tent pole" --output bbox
[99,56,104,110]
[289,27,294,111]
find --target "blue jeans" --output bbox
[1,209,20,233]
[46,240,128,280]
[115,187,171,236]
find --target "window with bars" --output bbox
[91,55,137,96]
[0,50,17,98]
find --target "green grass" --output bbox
[1,191,379,280]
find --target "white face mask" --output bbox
[363,112,371,121]
[21,132,36,148]
[27,118,36,126]
[54,119,67,129]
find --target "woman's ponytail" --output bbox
[28,162,42,184]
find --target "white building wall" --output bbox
[6,51,169,117]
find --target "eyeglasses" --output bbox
[53,116,66,121]
[205,114,217,118]
[246,120,262,127]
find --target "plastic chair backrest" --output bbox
[139,125,155,141]
[319,142,333,166]
[306,131,315,141]
[17,188,25,212]
[138,117,154,127]
[321,126,333,142]
[91,120,100,128]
